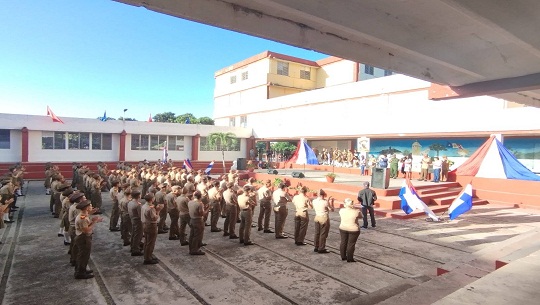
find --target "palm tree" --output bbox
[207,132,237,174]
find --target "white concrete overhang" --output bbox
[114,0,540,107]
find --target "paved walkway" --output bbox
[1,181,539,305]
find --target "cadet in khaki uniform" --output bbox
[176,188,190,246]
[292,186,312,245]
[257,180,273,233]
[141,193,163,264]
[60,188,74,245]
[312,189,335,254]
[222,183,239,239]
[68,192,86,266]
[119,186,132,246]
[166,185,181,240]
[155,184,169,234]
[109,181,120,231]
[272,183,291,239]
[74,200,102,279]
[128,190,143,256]
[188,191,209,255]
[237,186,256,246]
[207,181,222,232]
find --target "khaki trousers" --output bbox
[223,204,238,235]
[74,234,92,276]
[274,206,288,237]
[257,201,272,230]
[130,218,143,253]
[294,211,309,243]
[239,209,253,243]
[189,218,204,253]
[314,220,330,250]
[143,223,158,261]
[179,214,190,243]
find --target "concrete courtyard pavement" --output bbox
[1,180,540,305]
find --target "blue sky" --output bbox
[0,0,327,121]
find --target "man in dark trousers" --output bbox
[357,182,377,228]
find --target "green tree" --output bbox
[96,117,116,121]
[175,113,198,124]
[271,142,297,152]
[153,112,176,123]
[117,117,137,121]
[429,143,447,157]
[198,116,214,125]
[207,132,237,174]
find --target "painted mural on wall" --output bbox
[503,137,540,160]
[368,138,487,158]
[503,137,540,171]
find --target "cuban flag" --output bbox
[204,161,214,174]
[162,141,168,163]
[183,159,194,171]
[399,179,439,221]
[448,184,473,220]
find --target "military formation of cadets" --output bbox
[0,164,25,245]
[38,159,368,280]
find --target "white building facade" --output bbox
[213,51,540,171]
[0,113,253,164]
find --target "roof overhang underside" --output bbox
[115,0,540,107]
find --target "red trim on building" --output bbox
[21,127,29,162]
[428,83,459,100]
[353,62,359,82]
[119,130,127,161]
[214,50,321,77]
[192,134,200,161]
[316,56,344,66]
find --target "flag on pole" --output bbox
[448,184,473,220]
[162,141,168,163]
[204,161,214,174]
[183,159,194,171]
[399,179,439,221]
[148,113,153,122]
[185,117,190,124]
[99,111,107,122]
[46,106,64,124]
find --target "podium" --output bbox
[371,168,390,189]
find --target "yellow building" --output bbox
[213,51,389,127]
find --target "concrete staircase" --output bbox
[344,228,540,305]
[373,183,489,219]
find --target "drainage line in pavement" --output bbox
[88,259,117,305]
[204,248,298,305]
[157,260,211,305]
[95,208,209,305]
[253,242,370,294]
[0,194,26,305]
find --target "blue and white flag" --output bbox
[183,159,194,171]
[204,161,214,174]
[99,111,107,122]
[448,184,473,220]
[399,179,439,221]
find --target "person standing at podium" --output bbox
[357,182,377,228]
